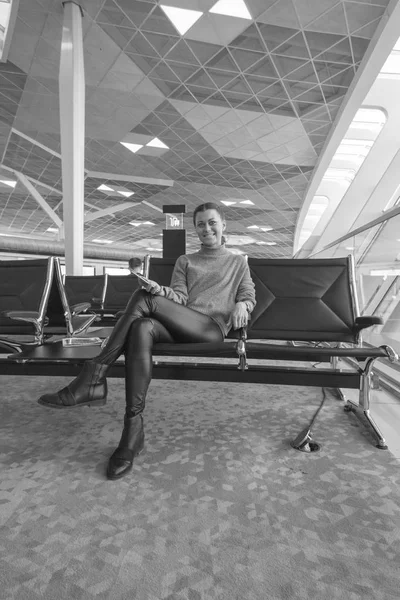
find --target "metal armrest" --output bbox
[2,310,41,323]
[354,315,383,332]
[70,302,91,316]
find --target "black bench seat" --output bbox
[2,256,399,451]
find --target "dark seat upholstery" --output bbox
[102,275,141,313]
[246,257,363,342]
[64,275,106,310]
[148,257,176,286]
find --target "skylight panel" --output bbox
[160,5,203,35]
[380,54,400,75]
[209,0,251,20]
[147,137,169,149]
[0,179,16,188]
[353,108,386,125]
[120,142,143,154]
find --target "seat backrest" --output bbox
[45,258,71,329]
[0,257,54,333]
[247,257,359,343]
[103,275,141,311]
[65,275,106,307]
[148,258,176,286]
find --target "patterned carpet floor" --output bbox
[1,375,400,600]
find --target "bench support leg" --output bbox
[344,358,388,449]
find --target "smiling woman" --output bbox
[38,202,256,482]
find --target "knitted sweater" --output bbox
[160,245,256,336]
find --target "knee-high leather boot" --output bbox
[37,292,148,409]
[106,321,153,479]
[106,413,144,480]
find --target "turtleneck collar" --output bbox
[198,243,228,257]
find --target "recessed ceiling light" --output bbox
[209,0,251,20]
[221,200,236,206]
[146,137,169,149]
[97,184,114,192]
[0,180,17,188]
[118,191,135,198]
[129,221,155,226]
[247,225,258,229]
[92,239,113,244]
[120,142,144,154]
[240,200,255,205]
[160,5,203,35]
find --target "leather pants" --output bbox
[95,289,223,415]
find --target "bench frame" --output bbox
[2,255,399,451]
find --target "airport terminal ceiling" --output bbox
[0,0,398,258]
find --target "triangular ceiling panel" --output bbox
[229,23,266,52]
[344,3,386,34]
[257,0,301,29]
[304,4,348,35]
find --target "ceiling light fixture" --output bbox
[46,227,58,233]
[209,0,251,20]
[247,225,258,229]
[129,221,155,226]
[92,239,114,244]
[0,180,17,188]
[118,191,135,198]
[240,200,255,205]
[160,5,203,35]
[221,200,236,206]
[120,142,144,154]
[265,242,277,246]
[97,184,114,192]
[146,247,162,251]
[146,137,169,149]
[260,227,273,232]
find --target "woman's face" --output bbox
[195,209,226,247]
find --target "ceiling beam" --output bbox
[86,170,174,187]
[15,171,63,228]
[84,202,137,223]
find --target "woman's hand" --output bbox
[231,302,249,330]
[140,279,164,295]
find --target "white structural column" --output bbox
[59,1,85,275]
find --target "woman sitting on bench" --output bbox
[38,203,256,481]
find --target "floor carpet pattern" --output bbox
[1,375,400,600]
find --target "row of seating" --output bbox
[0,257,98,352]
[0,257,177,353]
[2,255,398,450]
[63,258,175,326]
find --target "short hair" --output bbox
[193,202,225,225]
[128,257,142,270]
